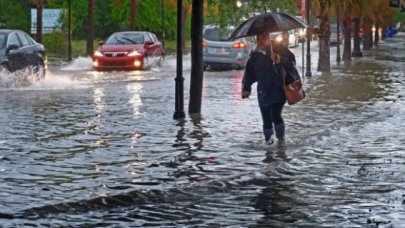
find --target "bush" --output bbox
[42,31,68,58]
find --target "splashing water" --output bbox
[0,67,45,88]
[60,56,93,71]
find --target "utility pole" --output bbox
[68,0,72,61]
[173,0,185,119]
[305,0,312,77]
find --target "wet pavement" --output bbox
[0,33,404,227]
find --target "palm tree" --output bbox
[361,0,380,50]
[377,1,395,41]
[86,0,94,56]
[338,0,360,62]
[368,0,393,46]
[351,0,362,57]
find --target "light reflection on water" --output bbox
[0,36,405,226]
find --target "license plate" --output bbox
[208,47,228,55]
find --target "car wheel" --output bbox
[34,61,46,79]
[1,63,10,74]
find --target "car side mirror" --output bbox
[6,44,19,54]
[144,41,154,48]
[98,40,104,46]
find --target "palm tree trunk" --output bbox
[352,17,362,57]
[36,0,43,43]
[317,2,330,72]
[130,0,138,30]
[342,18,352,61]
[86,0,94,56]
[381,27,387,40]
[362,22,373,50]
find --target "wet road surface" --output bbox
[0,34,404,227]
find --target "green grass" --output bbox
[163,40,191,55]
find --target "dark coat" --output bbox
[242,43,296,108]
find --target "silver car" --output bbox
[203,25,253,70]
[330,24,343,45]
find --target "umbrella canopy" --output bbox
[229,12,307,40]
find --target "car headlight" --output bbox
[276,35,283,43]
[94,51,103,57]
[128,50,141,57]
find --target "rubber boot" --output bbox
[274,123,285,142]
[263,128,274,145]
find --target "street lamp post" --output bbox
[68,0,72,61]
[305,0,312,77]
[173,0,185,119]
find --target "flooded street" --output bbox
[1,34,404,227]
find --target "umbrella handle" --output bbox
[270,41,273,54]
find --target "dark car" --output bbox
[0,29,46,75]
[93,31,165,71]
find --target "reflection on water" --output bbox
[126,83,143,118]
[93,87,105,110]
[1,35,405,226]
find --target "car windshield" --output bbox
[105,33,144,45]
[203,28,233,41]
[0,34,6,49]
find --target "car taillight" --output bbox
[203,41,207,48]
[232,42,247,49]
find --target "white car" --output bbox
[288,30,298,48]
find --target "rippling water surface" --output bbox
[1,35,404,227]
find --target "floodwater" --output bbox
[0,34,404,227]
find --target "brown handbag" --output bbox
[282,68,306,105]
[284,80,305,105]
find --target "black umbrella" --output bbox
[228,12,307,40]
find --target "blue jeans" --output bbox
[260,103,285,141]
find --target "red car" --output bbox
[93,31,164,71]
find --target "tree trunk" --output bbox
[36,0,43,43]
[336,4,341,64]
[362,21,372,50]
[188,0,204,115]
[381,27,387,40]
[374,23,379,45]
[181,4,187,51]
[317,2,330,72]
[342,18,352,61]
[130,0,138,30]
[352,17,362,57]
[86,0,94,56]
